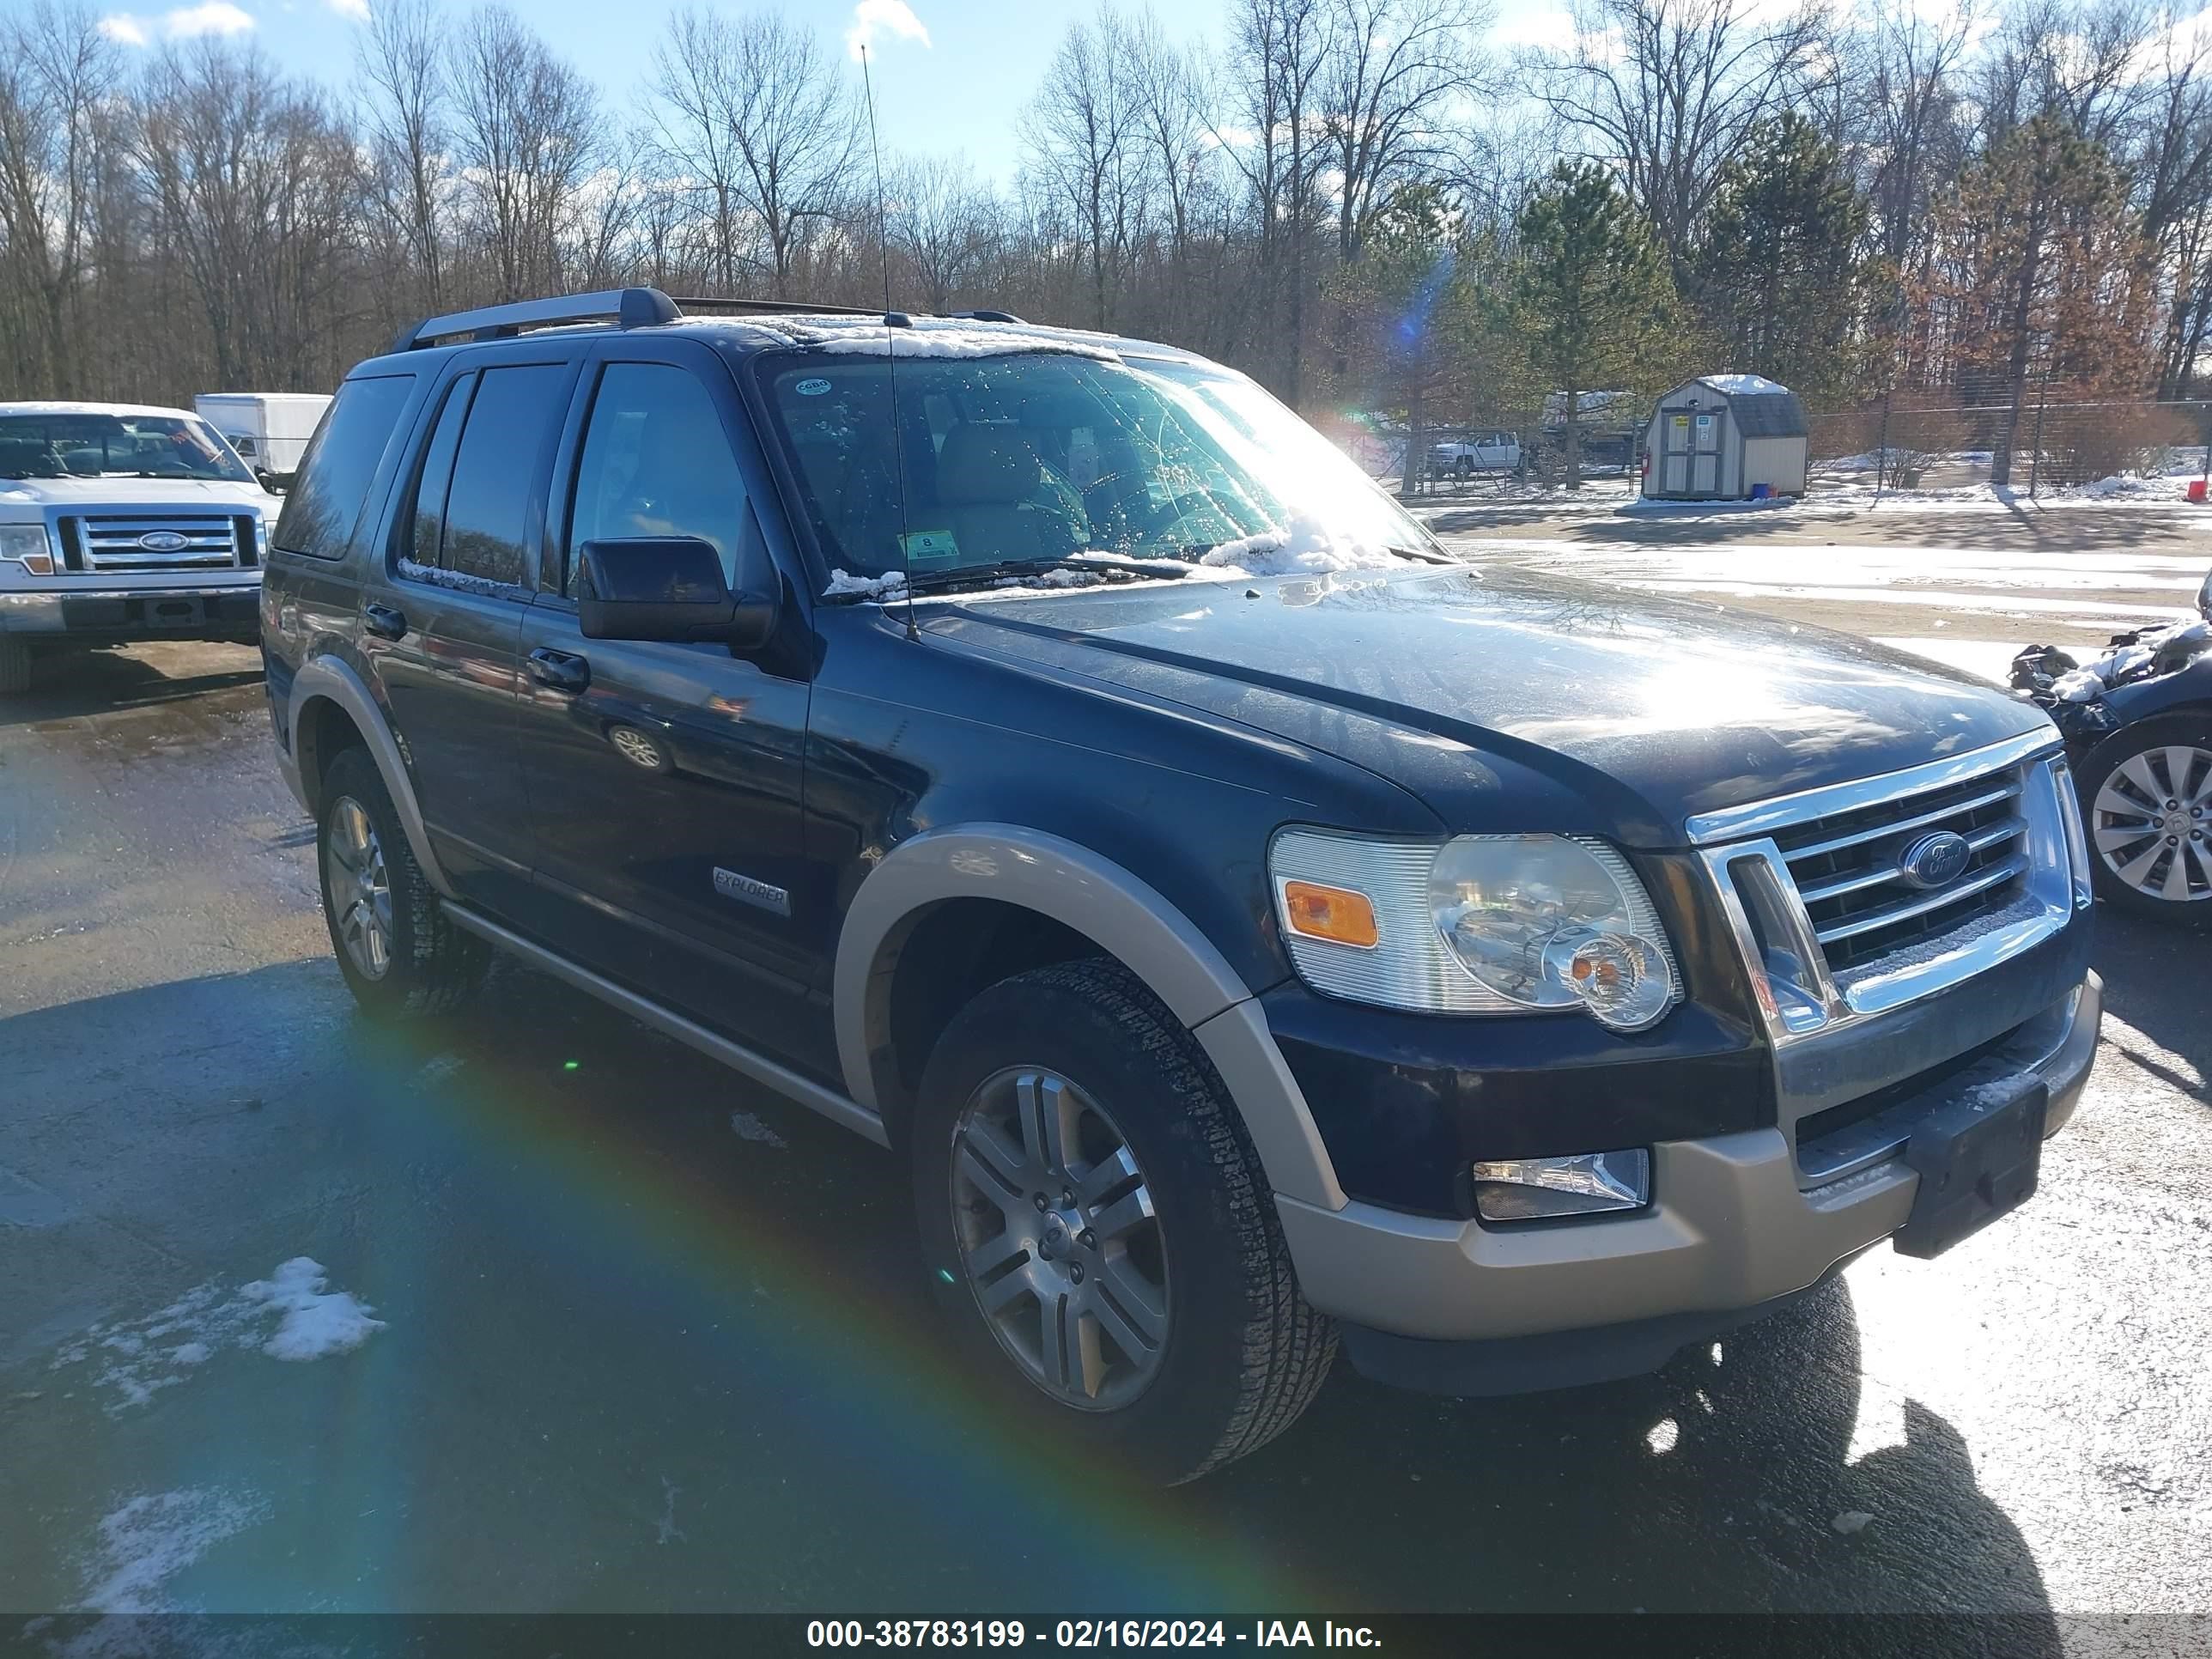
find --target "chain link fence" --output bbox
[1806,396,2212,496]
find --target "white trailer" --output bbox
[192,392,331,483]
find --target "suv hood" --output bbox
[0,477,276,513]
[923,564,2057,843]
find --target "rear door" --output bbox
[373,350,579,915]
[512,337,825,1065]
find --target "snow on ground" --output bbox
[48,1257,385,1412]
[75,1488,270,1612]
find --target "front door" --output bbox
[1692,410,1722,495]
[513,343,824,1067]
[373,356,574,913]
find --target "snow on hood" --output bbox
[0,474,276,511]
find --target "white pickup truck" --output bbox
[0,402,279,694]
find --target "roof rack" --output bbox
[670,295,881,318]
[392,288,680,353]
[389,288,1032,353]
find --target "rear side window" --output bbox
[273,374,414,560]
[398,362,566,589]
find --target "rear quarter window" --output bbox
[273,374,416,560]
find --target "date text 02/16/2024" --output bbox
[804,1621,1382,1649]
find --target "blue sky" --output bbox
[94,0,1247,181]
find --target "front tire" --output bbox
[316,746,490,1014]
[2078,714,2212,927]
[0,636,33,695]
[911,959,1335,1484]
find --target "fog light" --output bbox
[1472,1150,1650,1221]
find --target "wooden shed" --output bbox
[1642,374,1809,501]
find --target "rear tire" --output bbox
[0,636,33,695]
[911,958,1335,1484]
[2077,714,2212,928]
[316,746,490,1014]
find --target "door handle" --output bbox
[526,647,591,694]
[364,603,409,641]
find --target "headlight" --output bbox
[0,523,54,574]
[1271,829,1681,1030]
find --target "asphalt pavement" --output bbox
[1,544,2209,1643]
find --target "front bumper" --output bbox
[1276,970,2100,1392]
[0,585,261,641]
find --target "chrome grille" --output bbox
[1691,731,2084,1048]
[70,514,243,571]
[1771,765,2032,971]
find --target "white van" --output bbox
[192,392,331,484]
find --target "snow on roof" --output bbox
[779,316,1119,362]
[1697,374,1791,398]
[0,399,202,421]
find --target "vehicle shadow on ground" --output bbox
[0,958,2057,1638]
[2091,911,2211,1110]
[1426,504,2209,552]
[0,642,262,729]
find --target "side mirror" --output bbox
[2198,565,2210,623]
[577,537,778,650]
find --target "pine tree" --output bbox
[1698,113,1870,405]
[1502,161,1680,487]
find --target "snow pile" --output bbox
[1194,530,1290,568]
[76,1488,270,1613]
[822,568,908,599]
[240,1257,386,1362]
[49,1256,386,1410]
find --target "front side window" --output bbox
[411,362,567,587]
[0,409,257,486]
[567,362,749,592]
[754,347,1436,583]
[273,376,416,559]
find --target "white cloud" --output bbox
[325,0,370,19]
[163,2,257,38]
[98,13,151,44]
[846,0,930,62]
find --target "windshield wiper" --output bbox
[900,556,1190,593]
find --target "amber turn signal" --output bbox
[1280,880,1380,949]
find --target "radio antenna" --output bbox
[859,42,920,641]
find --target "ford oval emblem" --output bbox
[137,530,189,553]
[1897,830,1972,890]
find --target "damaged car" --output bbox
[2013,565,2212,927]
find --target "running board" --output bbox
[440,902,890,1148]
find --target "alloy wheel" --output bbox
[324,795,395,977]
[2092,744,2212,905]
[948,1067,1170,1411]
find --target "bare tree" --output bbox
[1223,0,1332,398]
[449,5,604,301]
[891,153,1000,312]
[1321,0,1493,262]
[1024,9,1147,329]
[1537,0,1825,281]
[356,0,449,309]
[649,8,755,296]
[0,1,121,395]
[721,12,860,297]
[1127,14,1213,311]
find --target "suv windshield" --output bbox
[0,411,254,483]
[756,346,1436,584]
